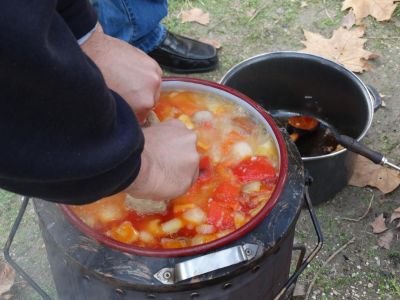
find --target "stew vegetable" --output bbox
[71,90,279,249]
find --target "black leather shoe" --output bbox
[148,31,218,74]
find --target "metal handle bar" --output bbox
[273,183,324,300]
[3,196,53,300]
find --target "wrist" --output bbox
[127,148,153,196]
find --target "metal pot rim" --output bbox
[220,51,375,161]
[60,76,289,258]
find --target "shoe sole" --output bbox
[159,62,219,74]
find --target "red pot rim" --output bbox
[60,76,288,258]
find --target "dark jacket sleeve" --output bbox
[0,0,144,205]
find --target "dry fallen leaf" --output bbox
[342,10,357,29]
[0,262,15,297]
[300,27,377,73]
[377,230,394,249]
[199,38,222,49]
[342,0,399,23]
[301,1,308,8]
[348,155,400,194]
[180,8,210,25]
[293,283,306,297]
[371,213,388,233]
[390,207,400,223]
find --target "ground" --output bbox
[0,0,399,299]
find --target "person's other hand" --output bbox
[126,120,200,201]
[81,24,162,124]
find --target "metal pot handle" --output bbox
[273,179,324,300]
[366,84,382,111]
[3,197,53,300]
[154,243,260,284]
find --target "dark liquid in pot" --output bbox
[270,110,340,157]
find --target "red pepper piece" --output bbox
[232,156,276,183]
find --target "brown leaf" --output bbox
[293,283,306,297]
[371,213,388,233]
[377,230,394,249]
[300,27,377,73]
[342,10,357,29]
[348,155,400,193]
[0,263,15,296]
[390,207,400,223]
[199,38,222,49]
[342,0,399,23]
[180,8,210,25]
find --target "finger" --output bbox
[191,163,200,186]
[153,81,161,105]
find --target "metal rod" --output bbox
[382,157,400,172]
[3,196,53,300]
[273,184,324,300]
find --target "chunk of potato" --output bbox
[242,181,261,193]
[139,231,155,244]
[161,218,183,234]
[173,203,197,214]
[161,238,188,248]
[146,219,163,237]
[234,211,246,229]
[109,221,139,244]
[182,207,207,225]
[191,234,216,246]
[195,224,216,235]
[97,204,124,223]
[255,140,277,158]
[232,141,253,159]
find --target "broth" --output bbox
[271,110,340,157]
[70,90,279,249]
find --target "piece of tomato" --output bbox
[212,182,240,206]
[232,156,276,183]
[207,201,234,230]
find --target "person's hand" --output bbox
[126,120,200,201]
[81,24,162,124]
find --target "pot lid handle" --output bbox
[154,243,260,285]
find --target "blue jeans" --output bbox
[91,0,168,52]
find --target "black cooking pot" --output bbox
[221,52,380,205]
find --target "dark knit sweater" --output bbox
[0,0,144,204]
